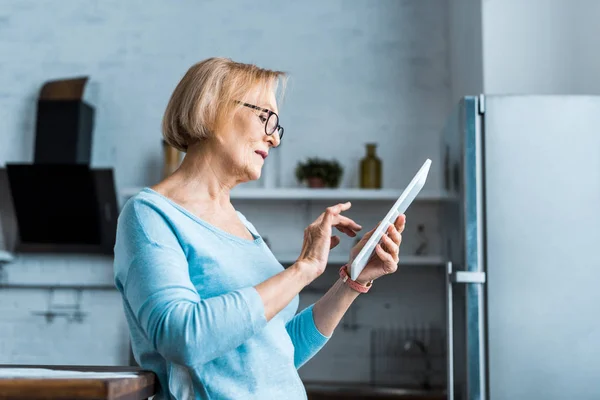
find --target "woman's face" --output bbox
[218,87,281,183]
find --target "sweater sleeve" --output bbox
[285,304,331,369]
[116,201,267,368]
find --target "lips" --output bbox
[255,150,268,160]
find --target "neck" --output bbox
[161,141,242,208]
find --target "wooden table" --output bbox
[0,365,156,400]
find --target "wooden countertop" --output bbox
[0,365,156,400]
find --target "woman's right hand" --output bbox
[296,202,362,282]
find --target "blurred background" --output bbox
[1,1,600,399]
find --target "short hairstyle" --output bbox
[162,57,287,152]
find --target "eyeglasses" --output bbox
[236,101,284,141]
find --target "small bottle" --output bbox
[360,143,382,189]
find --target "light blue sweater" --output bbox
[113,188,330,399]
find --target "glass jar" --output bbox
[360,143,382,189]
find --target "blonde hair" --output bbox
[162,57,287,152]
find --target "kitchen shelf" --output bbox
[120,187,457,202]
[274,253,445,266]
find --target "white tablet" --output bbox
[349,159,432,281]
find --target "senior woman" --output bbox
[114,57,406,400]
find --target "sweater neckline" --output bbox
[141,187,263,246]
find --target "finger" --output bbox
[323,202,352,219]
[375,243,396,266]
[381,233,400,262]
[356,220,386,243]
[321,203,350,227]
[381,231,399,253]
[335,225,357,237]
[394,214,406,232]
[333,215,362,232]
[330,235,341,249]
[387,224,402,245]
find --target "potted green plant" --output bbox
[295,157,343,188]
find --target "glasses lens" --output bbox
[266,113,278,135]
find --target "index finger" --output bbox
[330,202,352,214]
[322,202,352,221]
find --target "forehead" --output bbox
[245,85,278,113]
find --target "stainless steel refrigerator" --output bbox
[441,95,600,400]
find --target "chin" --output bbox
[245,166,262,182]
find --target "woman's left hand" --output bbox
[349,214,406,285]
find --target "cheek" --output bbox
[239,129,263,153]
[229,135,259,168]
[233,111,260,135]
[227,114,264,165]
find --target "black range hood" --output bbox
[0,77,118,255]
[3,164,117,254]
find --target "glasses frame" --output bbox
[236,101,284,140]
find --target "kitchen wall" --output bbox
[0,0,450,190]
[0,255,127,365]
[482,0,600,95]
[448,0,600,100]
[447,0,484,104]
[0,0,451,385]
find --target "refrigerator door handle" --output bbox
[453,271,486,284]
[447,262,487,400]
[446,261,454,400]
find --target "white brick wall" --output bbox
[0,0,451,384]
[0,288,129,366]
[0,255,128,365]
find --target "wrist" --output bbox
[292,260,320,286]
[335,277,362,298]
[355,277,372,286]
[339,265,373,293]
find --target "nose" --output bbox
[267,131,281,147]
